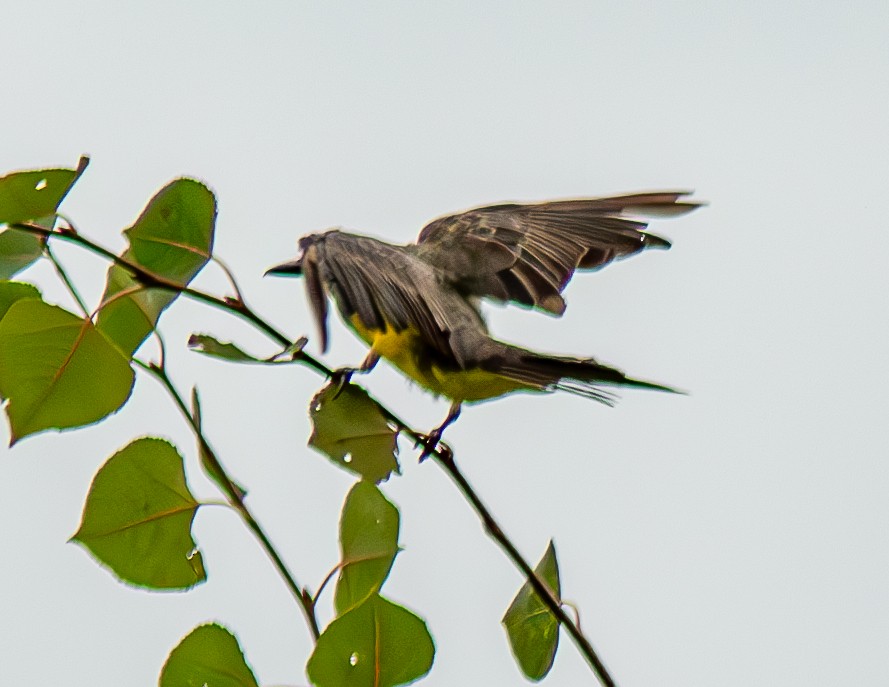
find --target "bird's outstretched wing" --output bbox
[414,191,701,315]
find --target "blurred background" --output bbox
[2,2,887,685]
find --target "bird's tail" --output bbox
[494,347,680,406]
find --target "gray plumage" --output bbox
[271,191,701,402]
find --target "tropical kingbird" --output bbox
[267,191,701,447]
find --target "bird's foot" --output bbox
[416,431,452,462]
[416,401,461,461]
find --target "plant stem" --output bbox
[13,221,329,377]
[433,450,615,686]
[45,243,90,317]
[135,359,321,640]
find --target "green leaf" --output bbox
[334,481,400,615]
[188,333,263,363]
[0,281,40,322]
[0,227,44,278]
[191,386,246,501]
[71,437,206,590]
[188,333,308,364]
[159,623,258,687]
[309,382,400,483]
[94,264,177,355]
[0,156,87,224]
[0,299,134,444]
[502,540,562,681]
[307,594,434,687]
[95,178,216,356]
[0,284,41,403]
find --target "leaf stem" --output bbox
[198,500,235,509]
[314,562,343,603]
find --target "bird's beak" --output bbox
[264,258,303,277]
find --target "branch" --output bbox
[14,219,613,682]
[135,359,321,641]
[433,451,615,685]
[12,221,330,378]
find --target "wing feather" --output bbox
[307,231,475,360]
[415,191,701,314]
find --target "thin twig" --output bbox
[432,451,615,686]
[134,358,321,640]
[45,243,90,317]
[211,255,246,304]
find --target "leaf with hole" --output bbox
[71,437,206,590]
[0,299,134,443]
[159,623,258,687]
[307,594,434,687]
[95,178,216,356]
[334,481,400,615]
[309,382,399,483]
[502,540,562,681]
[0,156,87,225]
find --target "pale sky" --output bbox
[2,2,888,686]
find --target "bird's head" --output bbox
[265,232,333,351]
[265,232,327,277]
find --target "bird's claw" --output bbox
[416,432,451,462]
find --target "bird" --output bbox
[267,191,701,452]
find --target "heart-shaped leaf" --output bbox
[309,382,399,483]
[159,623,258,687]
[502,540,562,681]
[307,594,434,687]
[335,481,401,615]
[71,437,206,590]
[0,299,134,443]
[95,178,216,356]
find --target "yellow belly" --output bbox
[347,315,529,402]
